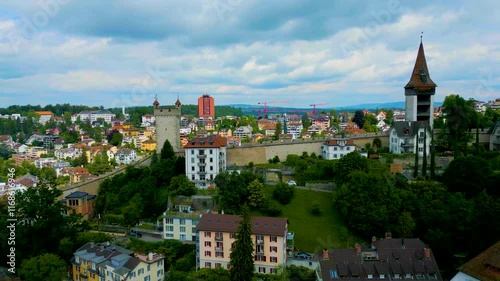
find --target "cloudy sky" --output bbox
[0,0,498,109]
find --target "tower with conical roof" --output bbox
[404,39,437,128]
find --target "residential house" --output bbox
[0,135,13,143]
[61,191,96,219]
[55,147,82,160]
[204,120,215,131]
[311,115,330,131]
[451,240,500,281]
[226,137,241,147]
[115,148,137,165]
[180,127,192,135]
[142,114,156,124]
[218,128,232,138]
[28,146,48,158]
[487,121,500,151]
[53,139,65,150]
[389,121,431,155]
[184,135,227,188]
[394,114,406,122]
[46,127,61,135]
[180,115,189,127]
[287,124,303,139]
[233,126,252,139]
[53,161,72,176]
[141,139,157,151]
[321,139,357,160]
[262,122,277,136]
[11,154,30,166]
[162,211,202,241]
[15,174,39,191]
[13,143,29,154]
[35,111,54,124]
[376,120,387,129]
[60,166,91,183]
[316,234,442,281]
[72,242,165,281]
[376,111,387,122]
[197,213,289,274]
[34,157,57,168]
[307,125,323,135]
[251,133,266,143]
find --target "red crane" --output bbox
[257,101,287,115]
[310,103,329,115]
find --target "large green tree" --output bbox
[442,156,492,198]
[441,94,476,158]
[214,171,249,214]
[229,206,254,281]
[333,151,369,185]
[19,253,67,281]
[160,139,176,161]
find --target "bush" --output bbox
[273,183,295,205]
[262,199,282,217]
[311,203,321,216]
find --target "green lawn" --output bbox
[256,187,360,253]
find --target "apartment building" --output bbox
[196,213,289,274]
[162,211,202,242]
[72,242,165,281]
[321,139,356,160]
[35,111,54,124]
[61,191,96,220]
[184,135,227,188]
[389,121,431,155]
[73,110,115,123]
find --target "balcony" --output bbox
[215,236,223,241]
[256,239,264,245]
[215,247,224,251]
[198,162,206,167]
[198,171,207,175]
[197,154,207,159]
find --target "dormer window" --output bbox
[420,68,427,84]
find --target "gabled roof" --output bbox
[456,240,500,281]
[487,121,500,134]
[197,213,287,236]
[65,191,93,199]
[184,135,227,148]
[405,42,437,90]
[391,121,430,138]
[324,139,355,146]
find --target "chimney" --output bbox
[148,252,154,261]
[424,247,431,259]
[323,249,329,260]
[385,232,392,240]
[355,243,361,254]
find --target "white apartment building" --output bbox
[321,139,357,160]
[73,110,115,123]
[389,121,431,155]
[184,135,227,188]
[162,211,202,242]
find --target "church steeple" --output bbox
[404,42,437,91]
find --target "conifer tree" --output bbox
[230,205,254,281]
[430,127,436,179]
[151,151,159,166]
[413,132,419,178]
[160,139,175,160]
[422,128,427,177]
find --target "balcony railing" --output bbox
[198,162,206,167]
[215,236,223,241]
[256,239,264,245]
[215,247,224,251]
[199,171,207,175]
[197,154,207,159]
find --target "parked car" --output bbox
[295,252,312,259]
[287,180,297,186]
[127,230,142,238]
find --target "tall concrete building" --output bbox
[198,94,215,118]
[154,96,182,153]
[404,40,437,128]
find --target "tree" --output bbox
[169,175,197,197]
[352,110,364,128]
[0,144,12,160]
[108,130,123,146]
[333,151,369,185]
[273,182,295,205]
[151,151,159,166]
[247,179,265,209]
[397,211,416,238]
[19,253,67,281]
[372,137,382,151]
[430,127,436,179]
[441,94,475,158]
[160,139,176,161]
[442,156,492,198]
[215,171,249,214]
[229,206,254,281]
[413,133,419,178]
[274,121,282,140]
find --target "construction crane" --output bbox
[252,109,262,118]
[257,101,287,115]
[310,103,329,115]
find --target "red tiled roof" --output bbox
[184,135,227,148]
[325,139,355,146]
[197,213,287,236]
[35,111,54,115]
[458,241,500,281]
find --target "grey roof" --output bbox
[486,121,500,134]
[65,191,93,199]
[391,121,430,138]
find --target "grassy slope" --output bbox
[256,187,359,253]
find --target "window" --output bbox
[216,252,224,258]
[157,260,163,267]
[205,262,211,268]
[258,267,266,273]
[270,268,276,274]
[192,175,195,180]
[215,263,222,268]
[138,268,144,275]
[269,236,277,242]
[165,233,174,238]
[255,255,266,262]
[418,147,423,153]
[165,218,173,224]
[157,269,164,277]
[205,251,212,257]
[347,146,350,151]
[210,166,213,171]
[205,241,211,247]
[210,149,213,154]
[256,245,264,253]
[147,264,151,271]
[166,226,173,231]
[270,257,278,263]
[192,227,197,233]
[270,246,278,253]
[191,150,194,155]
[191,166,195,171]
[334,154,337,158]
[230,233,236,239]
[180,226,186,232]
[334,147,337,151]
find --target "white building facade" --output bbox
[184,135,227,188]
[389,121,431,156]
[321,139,356,160]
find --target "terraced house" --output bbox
[72,242,165,281]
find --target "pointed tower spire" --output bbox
[153,94,159,108]
[405,40,437,90]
